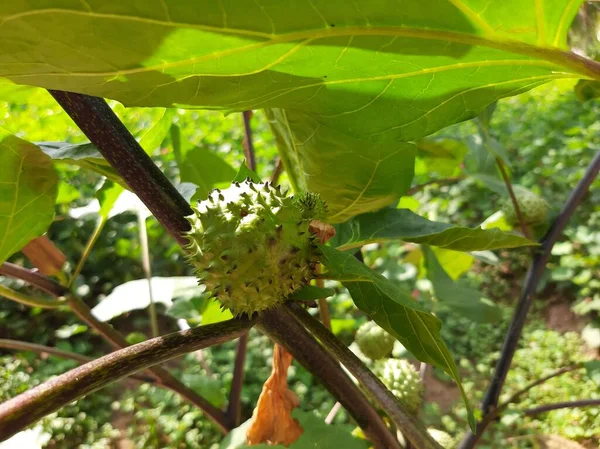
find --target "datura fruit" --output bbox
[355,321,395,360]
[501,186,549,227]
[377,359,425,414]
[185,180,325,316]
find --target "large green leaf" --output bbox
[0,130,58,264]
[171,124,236,200]
[266,108,417,222]
[0,1,592,220]
[318,244,475,429]
[331,208,536,251]
[423,246,502,323]
[37,142,126,187]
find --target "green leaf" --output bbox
[96,180,125,219]
[318,244,475,430]
[221,410,369,449]
[0,130,58,264]
[288,285,336,302]
[583,360,600,386]
[415,138,467,178]
[139,108,175,155]
[267,108,417,222]
[201,298,233,325]
[424,246,502,323]
[37,141,126,187]
[331,208,536,252]
[56,181,80,204]
[181,374,226,408]
[575,79,600,101]
[171,125,236,201]
[233,163,262,183]
[1,1,590,220]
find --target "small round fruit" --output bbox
[501,186,549,227]
[355,321,395,360]
[377,359,424,414]
[185,181,322,316]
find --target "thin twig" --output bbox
[522,399,600,416]
[459,149,600,449]
[242,110,256,171]
[324,402,342,424]
[0,283,65,309]
[138,212,159,337]
[406,176,465,195]
[258,306,403,449]
[496,157,531,239]
[227,332,249,427]
[0,339,155,383]
[70,217,107,288]
[419,362,428,382]
[501,364,583,407]
[288,303,442,449]
[271,158,284,185]
[0,317,254,441]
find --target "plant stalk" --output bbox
[0,283,65,309]
[0,317,253,441]
[138,211,159,337]
[495,157,531,240]
[289,303,443,449]
[69,216,107,288]
[258,306,403,449]
[459,148,600,449]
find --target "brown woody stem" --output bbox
[0,317,253,441]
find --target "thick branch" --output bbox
[0,317,253,442]
[289,303,442,449]
[258,306,402,449]
[460,148,600,449]
[49,91,193,245]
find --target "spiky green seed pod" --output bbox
[377,359,424,415]
[185,180,321,316]
[293,192,328,220]
[355,321,395,360]
[427,428,454,448]
[501,186,549,227]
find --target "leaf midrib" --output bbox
[2,8,599,81]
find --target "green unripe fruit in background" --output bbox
[501,186,549,227]
[355,321,395,360]
[185,181,322,316]
[377,359,424,414]
[427,428,453,448]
